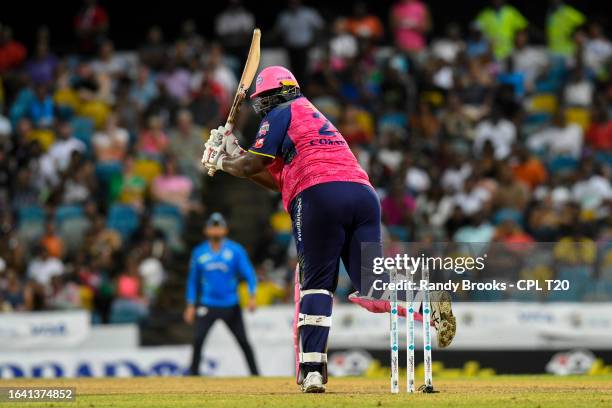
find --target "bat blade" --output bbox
[207,28,261,176]
[226,28,261,127]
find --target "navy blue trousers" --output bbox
[290,182,381,374]
[290,181,382,293]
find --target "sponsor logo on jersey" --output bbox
[254,138,265,148]
[258,121,270,136]
[309,139,346,146]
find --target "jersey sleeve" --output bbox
[185,250,200,305]
[248,105,292,159]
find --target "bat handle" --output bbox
[207,122,234,177]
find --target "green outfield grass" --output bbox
[2,375,612,408]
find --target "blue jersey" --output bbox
[185,239,257,307]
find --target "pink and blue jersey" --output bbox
[248,96,371,210]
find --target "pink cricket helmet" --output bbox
[251,66,300,98]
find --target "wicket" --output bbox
[389,266,435,394]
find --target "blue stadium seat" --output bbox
[18,205,46,225]
[71,116,95,154]
[17,205,46,245]
[110,299,148,324]
[583,280,612,301]
[107,204,140,242]
[547,155,579,175]
[95,161,123,184]
[54,205,84,225]
[549,265,592,301]
[152,204,183,252]
[54,205,90,254]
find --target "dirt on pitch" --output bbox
[2,375,612,408]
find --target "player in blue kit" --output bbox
[184,213,259,376]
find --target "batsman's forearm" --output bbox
[249,170,280,191]
[221,153,268,178]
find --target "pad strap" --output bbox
[300,289,333,299]
[300,352,328,363]
[298,313,332,328]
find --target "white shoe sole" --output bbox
[301,382,326,393]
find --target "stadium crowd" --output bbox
[0,0,611,320]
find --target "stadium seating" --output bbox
[107,204,140,242]
[71,116,95,155]
[17,205,46,245]
[152,204,184,252]
[55,205,90,254]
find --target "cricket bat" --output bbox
[207,28,261,176]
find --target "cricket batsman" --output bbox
[201,66,456,392]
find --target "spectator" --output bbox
[511,145,548,189]
[571,161,612,215]
[41,120,87,185]
[546,0,585,58]
[114,158,147,210]
[431,24,465,64]
[494,216,533,244]
[276,0,324,84]
[47,275,82,310]
[582,23,612,77]
[74,0,109,55]
[453,176,492,217]
[510,30,548,92]
[85,215,122,264]
[0,25,27,73]
[206,44,238,98]
[586,105,612,150]
[139,26,166,71]
[55,151,97,205]
[391,0,431,54]
[453,211,495,244]
[130,65,159,111]
[91,40,126,78]
[27,246,65,286]
[0,269,25,311]
[29,84,55,128]
[346,2,384,41]
[381,181,415,240]
[214,0,256,63]
[138,115,169,158]
[493,163,530,211]
[473,107,517,159]
[113,256,149,322]
[151,157,194,213]
[25,42,58,86]
[474,0,528,60]
[158,60,191,103]
[93,113,129,162]
[563,65,593,107]
[40,220,64,258]
[528,110,583,159]
[168,109,205,184]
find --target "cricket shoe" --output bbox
[430,290,456,348]
[301,371,326,393]
[348,291,456,348]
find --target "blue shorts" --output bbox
[289,181,381,293]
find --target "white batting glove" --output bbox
[202,139,226,168]
[225,133,246,157]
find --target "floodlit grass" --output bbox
[2,375,612,407]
